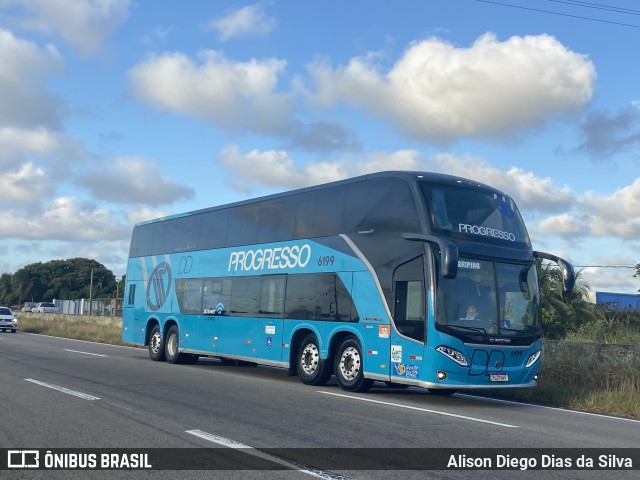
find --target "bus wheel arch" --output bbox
[334,335,372,393]
[294,330,332,386]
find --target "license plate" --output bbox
[490,373,509,382]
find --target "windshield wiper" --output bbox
[441,324,489,340]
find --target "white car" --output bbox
[31,302,60,314]
[0,307,17,333]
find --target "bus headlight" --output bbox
[436,345,468,367]
[526,350,541,368]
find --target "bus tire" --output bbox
[297,334,332,386]
[165,325,184,364]
[334,336,372,393]
[148,324,165,362]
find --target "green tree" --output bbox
[536,259,599,339]
[10,258,117,304]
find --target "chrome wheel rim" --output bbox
[339,346,361,381]
[300,343,319,375]
[150,331,162,354]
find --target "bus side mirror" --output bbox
[403,233,458,279]
[533,251,575,293]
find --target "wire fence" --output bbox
[54,298,123,317]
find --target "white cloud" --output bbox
[539,213,589,237]
[76,156,195,206]
[0,162,52,201]
[218,145,421,193]
[581,178,640,239]
[306,33,595,142]
[0,126,83,168]
[0,29,64,128]
[0,0,132,55]
[129,50,292,134]
[0,196,129,241]
[205,2,277,41]
[429,153,575,213]
[535,177,640,241]
[126,207,172,226]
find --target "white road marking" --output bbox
[318,391,518,428]
[64,349,108,357]
[24,378,100,401]
[185,429,353,480]
[457,393,640,424]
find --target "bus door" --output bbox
[390,256,426,383]
[179,278,220,354]
[217,276,262,361]
[254,276,286,363]
[122,280,145,344]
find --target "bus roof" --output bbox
[136,170,508,227]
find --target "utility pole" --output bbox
[89,268,94,315]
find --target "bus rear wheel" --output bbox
[297,334,332,386]
[334,336,372,393]
[165,325,188,364]
[148,324,165,362]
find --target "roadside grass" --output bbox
[480,346,640,419]
[16,313,640,419]
[17,313,124,346]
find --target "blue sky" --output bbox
[1,0,639,295]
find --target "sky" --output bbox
[0,0,639,295]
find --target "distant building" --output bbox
[595,292,640,312]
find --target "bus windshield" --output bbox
[436,258,541,338]
[419,181,530,247]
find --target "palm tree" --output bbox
[536,259,599,338]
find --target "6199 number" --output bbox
[318,255,335,267]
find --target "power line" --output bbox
[574,265,638,269]
[472,0,640,28]
[544,0,640,16]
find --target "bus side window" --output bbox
[127,284,136,306]
[393,257,425,342]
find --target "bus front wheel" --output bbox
[148,324,165,362]
[297,334,332,386]
[334,336,372,393]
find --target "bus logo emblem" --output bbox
[147,262,172,311]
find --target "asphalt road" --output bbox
[1,331,638,480]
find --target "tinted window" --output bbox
[393,257,425,342]
[258,199,295,243]
[420,181,530,246]
[293,187,346,239]
[176,279,203,314]
[152,220,175,254]
[285,273,357,322]
[345,178,423,313]
[259,276,286,316]
[173,216,199,253]
[231,276,261,315]
[127,284,136,305]
[202,278,231,314]
[130,223,155,257]
[198,210,228,250]
[226,204,260,247]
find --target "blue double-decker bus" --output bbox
[122,171,573,393]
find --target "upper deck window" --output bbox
[419,181,530,247]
